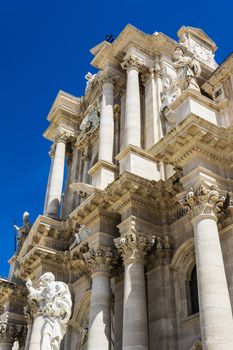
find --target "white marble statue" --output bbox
[26,272,72,350]
[173,46,201,92]
[85,72,97,94]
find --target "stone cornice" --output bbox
[88,160,119,177]
[202,53,233,95]
[115,144,159,162]
[148,114,233,166]
[169,89,224,112]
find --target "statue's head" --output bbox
[23,211,29,222]
[173,46,184,59]
[40,272,55,287]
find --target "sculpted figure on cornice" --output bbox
[85,72,98,94]
[69,224,91,250]
[173,46,201,93]
[14,211,32,253]
[79,105,99,135]
[26,272,72,350]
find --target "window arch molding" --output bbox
[170,238,198,320]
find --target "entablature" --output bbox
[148,114,233,167]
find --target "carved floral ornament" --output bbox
[84,247,115,274]
[55,131,76,144]
[121,54,142,71]
[179,184,225,220]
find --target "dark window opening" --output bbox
[189,266,199,315]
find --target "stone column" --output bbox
[43,144,55,215]
[121,55,142,148]
[46,132,69,218]
[98,72,115,163]
[85,248,113,350]
[143,63,163,149]
[115,227,150,350]
[82,148,90,184]
[181,185,233,350]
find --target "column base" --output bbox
[89,160,119,190]
[116,145,160,181]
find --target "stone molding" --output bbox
[180,184,225,220]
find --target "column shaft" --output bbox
[43,152,54,215]
[123,262,148,350]
[125,67,141,147]
[46,139,66,218]
[98,82,114,163]
[87,272,111,350]
[144,74,163,149]
[193,215,233,350]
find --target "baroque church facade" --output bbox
[1,24,233,350]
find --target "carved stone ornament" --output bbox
[179,32,217,69]
[98,71,118,85]
[180,184,225,220]
[121,54,142,71]
[55,131,74,144]
[79,105,100,133]
[84,248,114,274]
[115,221,153,264]
[150,236,173,266]
[173,46,201,93]
[26,272,72,350]
[160,74,181,121]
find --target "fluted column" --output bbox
[46,132,69,218]
[115,227,150,350]
[181,185,233,350]
[121,55,142,148]
[98,72,115,163]
[85,248,113,350]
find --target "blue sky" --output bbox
[0,0,232,277]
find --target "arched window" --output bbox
[189,265,199,315]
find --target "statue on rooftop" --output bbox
[85,72,97,94]
[14,211,32,253]
[173,46,201,92]
[26,272,72,350]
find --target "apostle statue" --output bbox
[173,46,201,92]
[14,211,32,253]
[26,272,72,350]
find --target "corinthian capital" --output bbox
[55,131,76,144]
[98,71,118,85]
[121,54,142,72]
[84,248,114,274]
[115,224,152,264]
[180,184,225,220]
